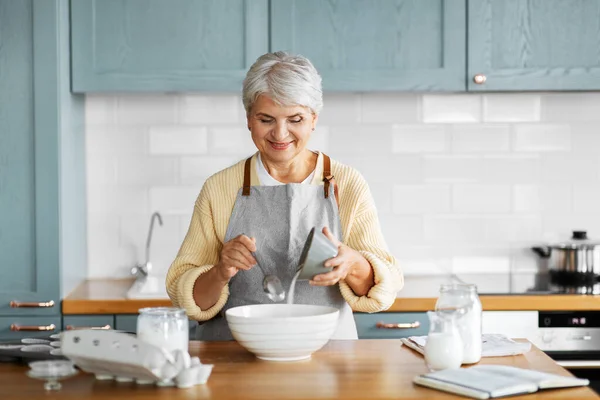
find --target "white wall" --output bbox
[85,93,600,279]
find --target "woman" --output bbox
[166,51,403,340]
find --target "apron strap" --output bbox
[242,156,252,196]
[322,153,339,207]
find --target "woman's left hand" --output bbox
[309,227,369,287]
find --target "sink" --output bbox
[126,275,169,299]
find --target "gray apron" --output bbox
[198,153,357,341]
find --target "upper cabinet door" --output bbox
[71,0,268,92]
[0,0,60,316]
[468,0,600,91]
[271,0,466,92]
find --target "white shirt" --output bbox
[256,153,315,186]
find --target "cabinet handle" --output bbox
[473,74,487,84]
[65,325,111,331]
[376,321,420,329]
[10,300,55,308]
[10,324,56,332]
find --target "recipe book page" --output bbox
[413,365,589,399]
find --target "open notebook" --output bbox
[413,365,589,399]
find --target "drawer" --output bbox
[0,316,61,341]
[62,315,115,331]
[354,312,429,339]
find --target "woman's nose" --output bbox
[272,122,288,140]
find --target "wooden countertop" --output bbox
[1,340,596,399]
[62,278,600,314]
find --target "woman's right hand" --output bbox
[214,234,257,281]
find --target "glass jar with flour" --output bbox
[435,283,482,364]
[137,307,189,352]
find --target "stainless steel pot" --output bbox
[532,231,600,288]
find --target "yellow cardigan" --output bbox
[166,152,403,320]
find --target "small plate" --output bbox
[0,344,24,350]
[49,334,61,340]
[50,342,61,348]
[22,338,51,345]
[21,345,54,353]
[50,349,63,357]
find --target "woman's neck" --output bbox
[260,150,317,183]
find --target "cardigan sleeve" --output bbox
[165,182,229,321]
[338,181,403,313]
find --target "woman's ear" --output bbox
[311,113,319,131]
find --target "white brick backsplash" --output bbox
[541,93,600,122]
[483,94,540,122]
[422,95,481,123]
[514,184,572,213]
[117,95,177,125]
[85,93,600,278]
[86,156,117,185]
[330,125,392,154]
[571,124,600,154]
[210,126,256,155]
[180,156,240,185]
[307,126,330,153]
[451,125,510,153]
[380,214,423,244]
[424,216,485,242]
[150,186,199,215]
[119,214,183,273]
[319,94,361,124]
[452,256,511,274]
[362,94,419,123]
[86,127,148,155]
[117,157,177,186]
[514,124,571,152]
[424,156,480,183]
[573,185,600,213]
[86,96,117,125]
[392,125,447,153]
[541,155,599,182]
[484,216,542,242]
[452,185,511,214]
[149,126,208,155]
[392,185,451,214]
[180,95,242,124]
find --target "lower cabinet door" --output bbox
[354,312,429,339]
[115,315,138,333]
[62,315,115,331]
[0,316,61,341]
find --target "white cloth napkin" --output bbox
[401,334,531,357]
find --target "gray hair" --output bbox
[242,51,323,115]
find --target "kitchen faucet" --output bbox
[131,211,163,278]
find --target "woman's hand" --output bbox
[214,234,257,281]
[310,227,370,288]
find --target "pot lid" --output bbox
[551,231,600,249]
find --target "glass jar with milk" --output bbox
[435,283,482,364]
[137,307,189,352]
[424,311,463,371]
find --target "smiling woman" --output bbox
[165,51,403,341]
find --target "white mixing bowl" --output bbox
[225,304,340,362]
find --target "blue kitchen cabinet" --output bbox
[468,0,600,91]
[114,315,138,333]
[354,312,429,339]
[0,0,85,336]
[70,0,269,92]
[270,0,466,92]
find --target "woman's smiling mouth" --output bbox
[268,141,293,150]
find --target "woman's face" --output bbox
[247,94,318,164]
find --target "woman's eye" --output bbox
[289,118,303,124]
[260,119,273,124]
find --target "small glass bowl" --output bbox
[27,360,78,391]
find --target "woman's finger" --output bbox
[225,244,256,266]
[220,256,251,271]
[237,235,257,252]
[322,226,341,247]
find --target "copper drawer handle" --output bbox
[66,325,111,331]
[10,300,55,308]
[376,321,420,329]
[10,324,56,332]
